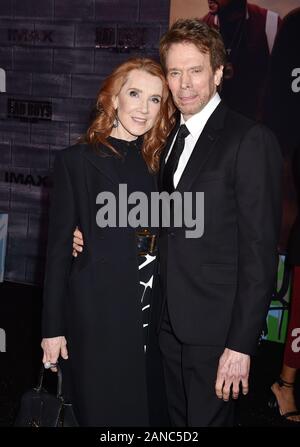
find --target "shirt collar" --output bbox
[180,92,221,140]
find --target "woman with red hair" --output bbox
[41,58,175,426]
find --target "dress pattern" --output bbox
[138,253,156,352]
[109,135,158,354]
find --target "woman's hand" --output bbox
[41,336,68,372]
[72,227,84,257]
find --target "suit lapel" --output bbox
[159,121,180,191]
[152,172,159,193]
[83,142,158,194]
[82,144,120,185]
[176,102,227,193]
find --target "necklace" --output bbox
[220,14,247,80]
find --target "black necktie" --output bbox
[163,124,190,193]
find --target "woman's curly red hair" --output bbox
[82,58,176,173]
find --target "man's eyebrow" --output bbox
[167,65,203,71]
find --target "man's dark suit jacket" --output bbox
[158,101,282,355]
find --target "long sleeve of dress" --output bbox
[42,150,77,337]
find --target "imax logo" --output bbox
[5,171,50,187]
[0,328,6,352]
[0,68,6,92]
[8,29,54,43]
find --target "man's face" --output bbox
[165,42,223,121]
[208,0,234,14]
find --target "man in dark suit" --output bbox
[156,18,282,426]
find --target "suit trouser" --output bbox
[158,304,235,427]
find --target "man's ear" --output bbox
[215,65,224,87]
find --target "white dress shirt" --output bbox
[165,93,221,188]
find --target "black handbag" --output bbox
[15,364,78,427]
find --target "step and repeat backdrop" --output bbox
[0,0,299,344]
[0,0,170,284]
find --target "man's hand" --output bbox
[41,336,68,372]
[215,348,250,401]
[72,227,84,257]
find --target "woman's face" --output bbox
[111,69,163,141]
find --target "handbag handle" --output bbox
[36,363,63,398]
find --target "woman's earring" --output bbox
[113,111,119,128]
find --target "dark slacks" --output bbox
[158,305,235,427]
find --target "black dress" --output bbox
[108,137,169,425]
[46,137,169,426]
[108,136,157,352]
